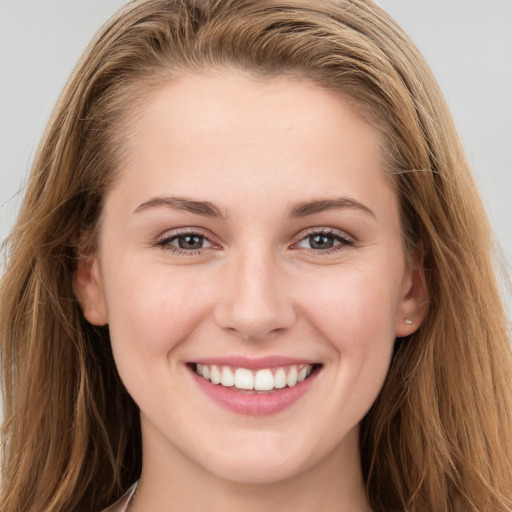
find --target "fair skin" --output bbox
[76,72,426,512]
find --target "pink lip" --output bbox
[192,355,317,370]
[187,362,321,416]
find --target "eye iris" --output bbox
[310,234,334,249]
[178,235,203,250]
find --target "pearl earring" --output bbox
[404,318,413,324]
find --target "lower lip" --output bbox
[189,366,320,416]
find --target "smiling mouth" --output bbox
[190,363,322,393]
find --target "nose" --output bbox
[214,248,296,341]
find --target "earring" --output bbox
[404,317,413,324]
[89,304,94,310]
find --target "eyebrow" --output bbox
[289,197,375,218]
[134,196,224,217]
[133,195,374,219]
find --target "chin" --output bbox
[207,457,310,485]
[192,438,324,485]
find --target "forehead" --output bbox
[106,72,397,225]
[129,74,383,162]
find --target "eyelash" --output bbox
[155,228,353,256]
[293,229,353,255]
[155,229,215,255]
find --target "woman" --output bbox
[1,0,511,511]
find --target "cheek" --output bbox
[301,263,402,352]
[299,262,403,414]
[103,260,214,370]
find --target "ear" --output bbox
[395,248,428,337]
[73,249,109,326]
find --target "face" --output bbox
[77,73,425,486]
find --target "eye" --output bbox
[295,230,352,252]
[156,231,215,253]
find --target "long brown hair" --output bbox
[1,1,511,510]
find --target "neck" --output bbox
[132,421,370,512]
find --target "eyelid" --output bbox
[294,226,353,242]
[155,227,221,252]
[291,227,354,253]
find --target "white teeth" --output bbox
[274,368,287,389]
[235,368,254,390]
[298,366,308,383]
[254,369,274,391]
[221,366,235,387]
[286,366,298,387]
[196,363,316,391]
[210,365,221,384]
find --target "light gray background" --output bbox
[1,0,511,279]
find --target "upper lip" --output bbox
[190,355,319,370]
